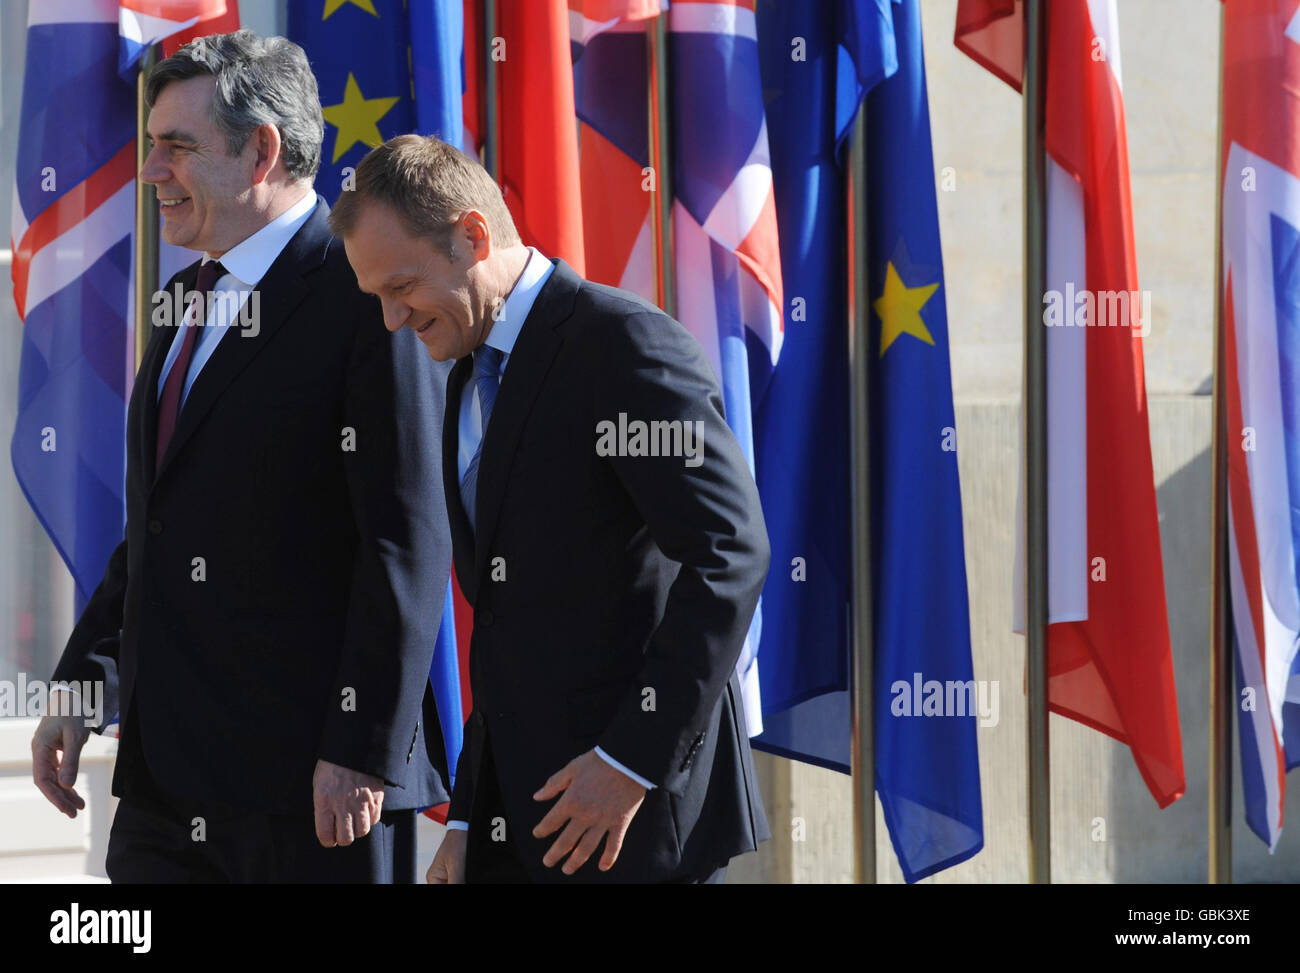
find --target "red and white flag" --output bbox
[956,0,1186,808]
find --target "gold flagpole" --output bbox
[647,11,675,318]
[1208,0,1233,885]
[134,46,159,374]
[482,0,500,181]
[847,100,876,886]
[1023,0,1051,885]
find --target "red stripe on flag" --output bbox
[498,0,586,273]
[452,569,474,720]
[121,0,225,22]
[11,140,137,321]
[734,187,784,317]
[957,0,1185,807]
[578,122,648,289]
[953,0,1022,91]
[1220,0,1300,182]
[1044,0,1184,808]
[570,0,663,20]
[463,0,484,153]
[161,0,239,56]
[1222,270,1287,814]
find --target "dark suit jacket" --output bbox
[445,258,771,882]
[52,197,454,814]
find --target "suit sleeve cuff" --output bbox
[594,746,655,790]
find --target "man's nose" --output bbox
[380,298,410,333]
[140,145,168,185]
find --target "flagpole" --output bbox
[134,46,159,374]
[482,0,500,181]
[1208,0,1233,885]
[1023,0,1051,885]
[847,101,876,886]
[647,11,676,318]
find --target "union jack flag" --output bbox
[570,0,783,733]
[10,0,230,611]
[1220,0,1300,850]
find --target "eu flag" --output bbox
[288,0,465,205]
[755,0,982,882]
[866,0,982,882]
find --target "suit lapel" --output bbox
[443,354,479,602]
[153,200,331,483]
[471,259,581,587]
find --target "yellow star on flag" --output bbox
[874,260,938,356]
[322,74,400,163]
[323,0,378,19]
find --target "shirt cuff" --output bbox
[445,820,469,832]
[594,746,655,790]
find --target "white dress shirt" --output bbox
[446,248,654,834]
[156,191,317,403]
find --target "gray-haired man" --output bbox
[29,31,454,883]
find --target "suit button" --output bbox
[476,609,494,627]
[147,519,163,535]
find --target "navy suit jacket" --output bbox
[446,258,771,882]
[52,198,454,814]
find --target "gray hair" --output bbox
[146,30,323,182]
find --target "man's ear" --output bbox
[461,210,492,261]
[249,123,283,186]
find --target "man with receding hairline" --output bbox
[332,133,771,884]
[31,33,454,883]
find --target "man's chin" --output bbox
[159,225,194,250]
[415,329,455,362]
[422,344,456,363]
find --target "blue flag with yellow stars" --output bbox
[863,0,983,883]
[754,0,982,883]
[288,0,465,205]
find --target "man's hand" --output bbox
[31,714,91,819]
[532,749,646,875]
[426,828,467,884]
[312,759,385,848]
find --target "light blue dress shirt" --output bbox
[156,191,317,403]
[445,249,654,834]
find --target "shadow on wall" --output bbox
[1111,399,1300,882]
[1109,432,1211,882]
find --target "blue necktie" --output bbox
[460,344,504,530]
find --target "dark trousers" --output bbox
[465,742,726,884]
[107,703,417,884]
[465,742,535,884]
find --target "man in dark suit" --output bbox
[331,135,771,884]
[29,32,452,883]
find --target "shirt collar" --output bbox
[202,191,318,285]
[481,247,554,359]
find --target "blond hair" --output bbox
[328,134,520,254]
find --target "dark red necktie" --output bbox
[155,259,225,469]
